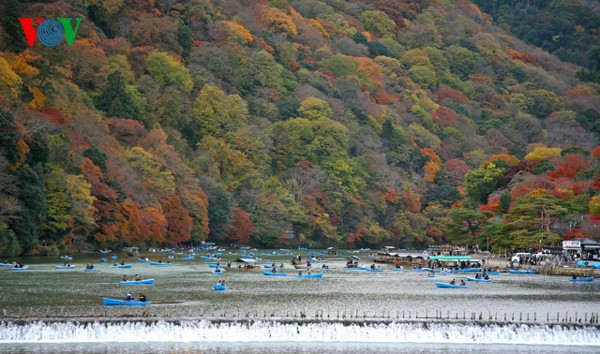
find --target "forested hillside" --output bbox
[0,0,598,256]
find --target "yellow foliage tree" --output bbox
[524,145,562,161]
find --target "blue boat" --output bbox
[137,258,151,263]
[100,258,107,262]
[0,263,13,267]
[110,264,133,269]
[200,256,221,261]
[569,277,593,282]
[263,264,284,269]
[211,269,226,275]
[83,267,98,273]
[508,269,536,274]
[345,267,368,271]
[214,284,228,291]
[486,270,504,275]
[296,273,323,279]
[368,269,384,273]
[427,275,437,278]
[436,282,468,289]
[263,271,287,276]
[207,264,223,269]
[103,297,150,306]
[100,249,112,254]
[111,255,118,260]
[60,256,73,261]
[120,279,155,285]
[12,266,28,271]
[150,261,172,266]
[55,265,76,270]
[181,255,195,260]
[466,276,492,282]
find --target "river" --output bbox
[1,250,599,353]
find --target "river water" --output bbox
[1,250,599,353]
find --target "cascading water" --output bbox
[1,320,599,346]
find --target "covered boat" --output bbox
[435,282,468,289]
[103,297,150,306]
[120,279,155,285]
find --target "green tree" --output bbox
[464,164,503,205]
[10,164,46,253]
[96,71,139,119]
[447,208,490,244]
[42,164,71,237]
[362,10,396,38]
[298,97,333,121]
[146,51,193,92]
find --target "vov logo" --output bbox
[18,18,83,47]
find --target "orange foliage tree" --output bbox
[162,195,193,245]
[230,208,255,244]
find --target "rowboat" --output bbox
[181,255,195,260]
[435,282,468,289]
[137,258,151,263]
[466,276,492,282]
[214,284,229,291]
[427,275,437,278]
[569,277,593,282]
[83,267,98,273]
[110,264,133,268]
[508,269,536,274]
[200,256,221,261]
[368,269,384,273]
[345,267,368,271]
[0,263,13,267]
[263,271,287,276]
[264,264,284,269]
[149,262,171,266]
[100,258,107,262]
[211,269,226,275]
[296,273,323,279]
[120,279,155,285]
[111,255,118,260]
[486,271,504,275]
[60,256,73,261]
[103,297,150,306]
[12,266,28,271]
[293,264,311,270]
[224,265,262,272]
[55,265,76,270]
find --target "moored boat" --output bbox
[436,282,468,289]
[102,297,150,306]
[137,258,151,262]
[120,279,155,285]
[508,269,536,274]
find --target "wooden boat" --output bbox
[291,259,306,265]
[149,262,171,266]
[466,276,492,282]
[55,265,76,270]
[110,264,133,268]
[263,271,287,276]
[296,273,323,279]
[508,269,536,274]
[83,267,98,273]
[103,297,150,306]
[225,265,261,272]
[214,284,229,291]
[293,264,311,270]
[120,278,155,285]
[569,277,593,282]
[12,266,28,271]
[436,282,468,289]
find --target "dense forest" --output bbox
[0,0,598,256]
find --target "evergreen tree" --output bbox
[96,71,138,119]
[0,0,26,52]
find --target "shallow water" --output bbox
[1,250,599,353]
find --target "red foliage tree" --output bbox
[435,87,468,104]
[432,106,457,127]
[230,208,255,244]
[161,195,193,245]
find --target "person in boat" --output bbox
[280,263,284,268]
[298,271,303,276]
[271,267,277,273]
[122,275,128,281]
[125,292,133,301]
[158,259,163,263]
[139,293,146,302]
[428,270,434,276]
[307,260,311,266]
[483,273,490,280]
[370,263,376,270]
[112,262,118,266]
[307,269,311,275]
[120,261,125,265]
[572,275,577,279]
[450,278,456,285]
[460,280,466,286]
[321,264,329,269]
[475,273,481,279]
[226,261,232,268]
[134,274,141,281]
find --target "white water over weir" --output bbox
[1,319,600,346]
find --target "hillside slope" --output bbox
[0,0,598,256]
